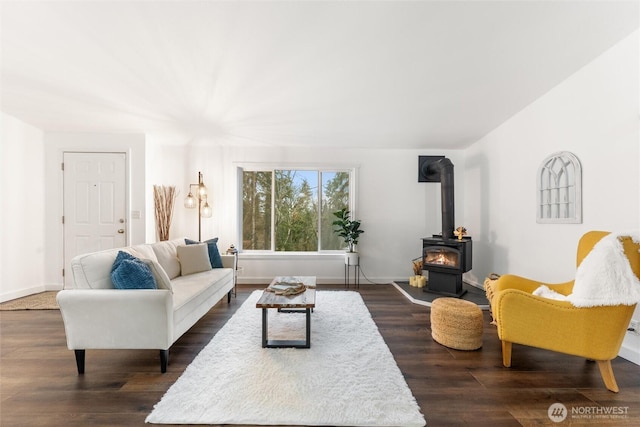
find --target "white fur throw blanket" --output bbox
[565,232,640,307]
[533,285,568,301]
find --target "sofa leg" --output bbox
[501,341,512,367]
[596,360,619,393]
[227,290,232,303]
[74,349,85,374]
[160,350,169,373]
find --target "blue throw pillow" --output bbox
[112,250,137,271]
[185,237,223,268]
[111,251,158,289]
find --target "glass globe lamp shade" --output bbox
[201,201,213,218]
[198,183,207,198]
[184,192,197,209]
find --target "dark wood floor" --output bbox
[2,284,639,426]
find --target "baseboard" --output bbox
[237,276,398,285]
[463,275,484,289]
[45,283,64,291]
[0,285,46,303]
[619,338,640,366]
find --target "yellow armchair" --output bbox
[493,231,639,392]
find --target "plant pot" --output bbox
[345,252,359,266]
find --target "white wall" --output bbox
[0,113,46,301]
[145,143,188,242]
[145,141,225,245]
[463,31,640,363]
[151,145,466,284]
[44,133,147,290]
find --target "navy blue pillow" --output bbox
[185,237,223,268]
[111,251,157,289]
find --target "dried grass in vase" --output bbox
[412,258,423,275]
[153,185,177,241]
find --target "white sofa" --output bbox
[57,238,235,374]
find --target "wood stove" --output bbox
[419,157,473,297]
[422,236,472,297]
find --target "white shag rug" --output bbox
[146,290,426,426]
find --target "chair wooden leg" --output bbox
[501,341,512,367]
[596,360,619,393]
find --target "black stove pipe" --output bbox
[428,158,455,240]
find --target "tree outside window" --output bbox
[242,171,272,250]
[242,168,351,251]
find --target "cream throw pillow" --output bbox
[177,244,213,276]
[141,259,173,293]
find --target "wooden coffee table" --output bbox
[256,276,316,348]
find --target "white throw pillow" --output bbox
[177,244,213,276]
[126,244,158,262]
[141,259,173,293]
[152,240,182,279]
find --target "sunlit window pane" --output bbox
[242,168,351,252]
[242,171,272,250]
[321,171,349,250]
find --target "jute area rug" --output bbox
[146,290,426,426]
[0,291,59,310]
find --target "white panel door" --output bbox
[63,152,127,288]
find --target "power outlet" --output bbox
[629,320,640,336]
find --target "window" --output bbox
[241,167,354,252]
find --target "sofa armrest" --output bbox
[57,289,174,350]
[220,254,237,270]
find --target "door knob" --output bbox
[118,229,125,234]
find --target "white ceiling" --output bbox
[1,1,638,149]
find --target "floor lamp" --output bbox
[184,171,212,242]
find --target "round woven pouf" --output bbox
[430,297,483,350]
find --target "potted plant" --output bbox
[332,208,364,265]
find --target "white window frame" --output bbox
[237,163,359,254]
